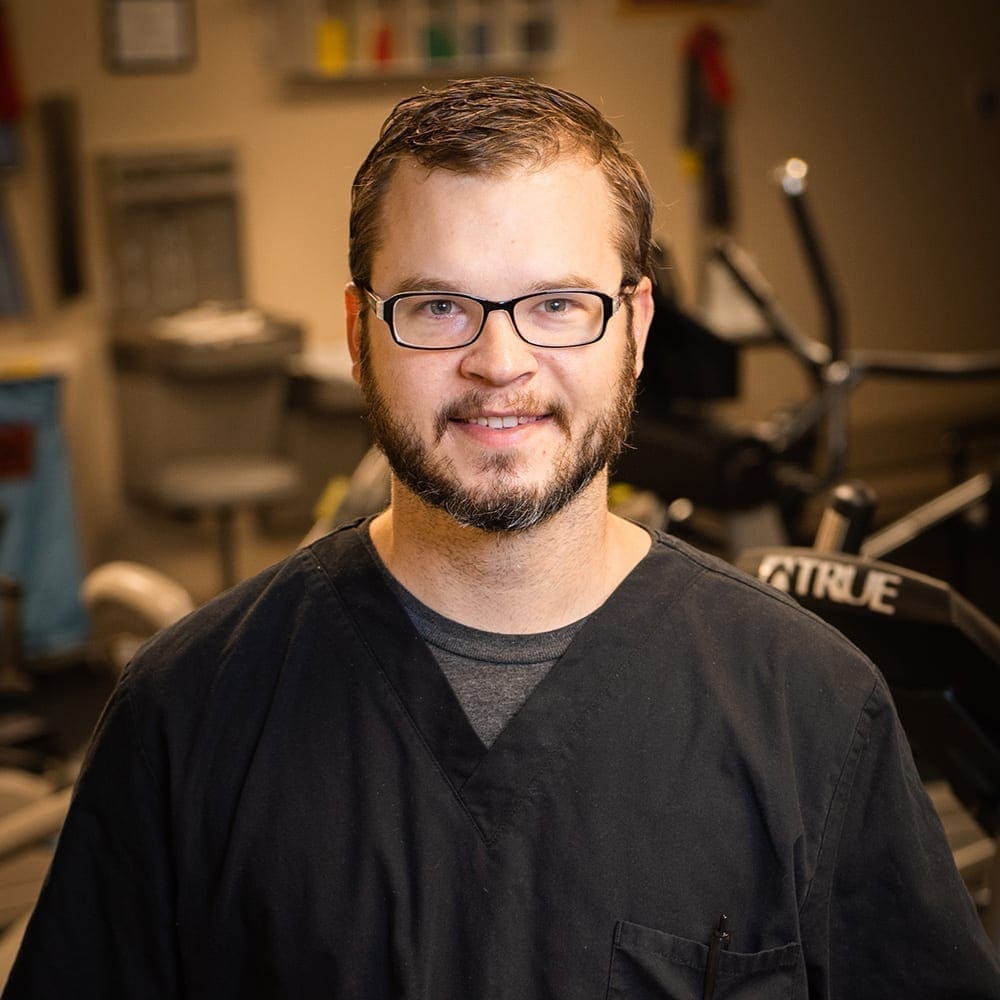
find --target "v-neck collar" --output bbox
[312,521,696,846]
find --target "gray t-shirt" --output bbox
[363,530,587,747]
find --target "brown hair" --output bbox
[349,77,654,291]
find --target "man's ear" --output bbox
[345,283,364,384]
[630,276,655,379]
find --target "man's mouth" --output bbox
[458,415,546,429]
[436,392,567,441]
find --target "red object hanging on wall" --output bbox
[0,2,24,124]
[681,23,736,228]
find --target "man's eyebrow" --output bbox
[391,275,463,294]
[523,275,601,293]
[388,274,604,296]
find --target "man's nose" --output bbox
[458,309,539,386]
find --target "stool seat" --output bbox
[145,456,301,590]
[149,456,300,512]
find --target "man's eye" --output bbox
[419,298,464,318]
[538,295,585,317]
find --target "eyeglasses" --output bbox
[362,286,630,350]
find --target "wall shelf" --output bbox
[277,0,565,82]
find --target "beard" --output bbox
[359,331,638,534]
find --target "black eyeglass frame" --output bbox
[361,286,631,350]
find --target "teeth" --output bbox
[467,415,536,429]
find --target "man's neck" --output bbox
[367,474,652,634]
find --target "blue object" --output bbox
[0,375,88,655]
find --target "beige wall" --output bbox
[1,0,998,561]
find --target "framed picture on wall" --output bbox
[102,0,196,73]
[621,1,753,7]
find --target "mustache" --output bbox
[435,390,572,441]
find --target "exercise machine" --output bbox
[615,158,1000,560]
[737,480,1000,947]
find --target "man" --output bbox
[4,77,998,998]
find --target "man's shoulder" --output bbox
[642,530,882,696]
[124,521,369,699]
[648,530,867,632]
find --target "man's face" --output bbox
[349,157,652,533]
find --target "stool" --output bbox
[148,454,301,591]
[113,313,305,594]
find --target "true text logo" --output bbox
[757,554,902,616]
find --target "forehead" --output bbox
[371,156,621,295]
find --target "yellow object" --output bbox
[313,475,351,522]
[316,17,349,76]
[0,360,46,380]
[607,481,635,508]
[678,147,703,179]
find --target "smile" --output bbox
[459,415,545,429]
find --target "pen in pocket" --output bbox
[702,913,730,1000]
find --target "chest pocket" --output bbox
[606,920,802,1000]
